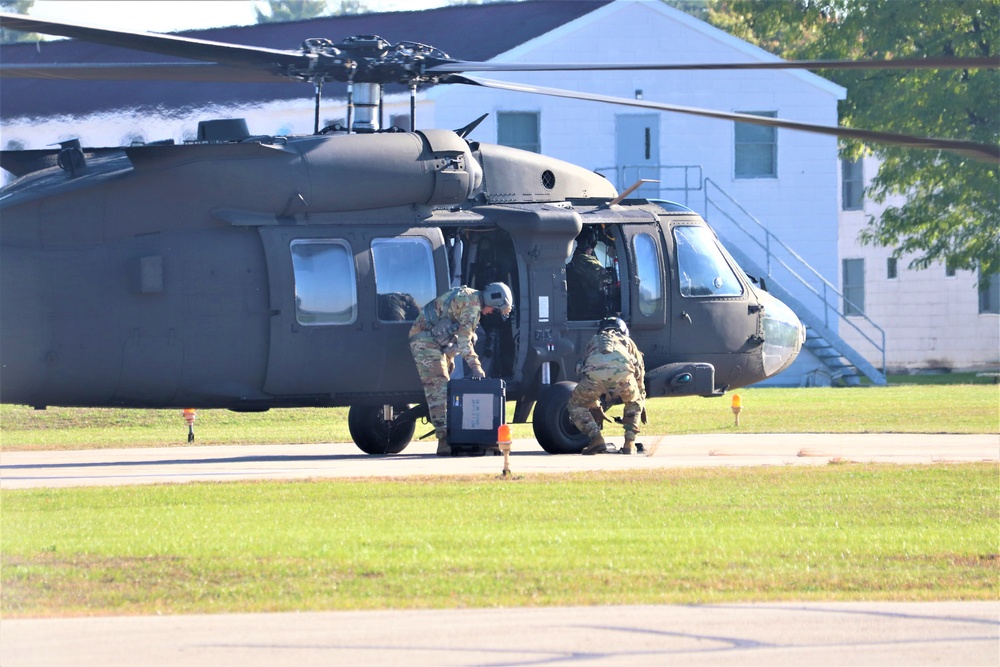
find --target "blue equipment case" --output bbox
[446,378,506,455]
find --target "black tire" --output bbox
[532,381,589,454]
[348,404,415,455]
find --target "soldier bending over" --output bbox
[569,317,646,455]
[409,283,513,456]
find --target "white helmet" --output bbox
[482,282,513,319]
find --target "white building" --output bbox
[838,156,999,374]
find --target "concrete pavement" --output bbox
[1,432,997,489]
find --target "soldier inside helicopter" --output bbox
[567,227,621,321]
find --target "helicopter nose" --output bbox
[757,291,805,378]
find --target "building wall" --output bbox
[429,0,845,336]
[838,155,999,372]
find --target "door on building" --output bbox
[615,114,660,199]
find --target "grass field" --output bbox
[3,464,997,617]
[2,381,998,451]
[2,379,997,618]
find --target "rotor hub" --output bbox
[291,34,452,85]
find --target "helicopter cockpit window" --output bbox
[290,240,357,325]
[633,233,663,316]
[372,237,435,322]
[673,226,743,298]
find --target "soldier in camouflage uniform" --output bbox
[409,283,513,455]
[569,317,646,455]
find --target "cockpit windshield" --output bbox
[673,225,743,298]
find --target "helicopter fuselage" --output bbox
[0,126,803,450]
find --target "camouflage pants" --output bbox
[568,373,644,440]
[409,334,455,430]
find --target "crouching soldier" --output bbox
[409,283,513,456]
[569,317,646,455]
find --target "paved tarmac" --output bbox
[3,602,998,667]
[1,432,997,489]
[2,433,998,666]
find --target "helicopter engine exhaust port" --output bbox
[347,404,418,455]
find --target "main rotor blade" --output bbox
[0,12,306,71]
[429,56,1000,74]
[446,75,1000,164]
[0,62,287,83]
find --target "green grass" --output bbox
[2,464,997,617]
[2,383,998,451]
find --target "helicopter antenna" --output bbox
[455,113,488,139]
[312,79,322,134]
[608,179,659,207]
[409,83,417,131]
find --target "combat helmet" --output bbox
[599,316,629,337]
[482,282,513,319]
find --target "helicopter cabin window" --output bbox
[674,226,743,298]
[633,233,663,316]
[497,112,540,153]
[734,111,777,179]
[290,240,357,325]
[371,237,435,322]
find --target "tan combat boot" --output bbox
[621,413,638,454]
[582,433,607,455]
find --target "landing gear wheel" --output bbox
[532,381,589,454]
[348,404,415,455]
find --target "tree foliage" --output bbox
[0,0,39,43]
[254,0,337,24]
[705,0,1000,278]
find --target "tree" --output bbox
[0,0,39,43]
[254,0,335,24]
[705,0,1000,279]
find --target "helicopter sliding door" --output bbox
[258,225,448,404]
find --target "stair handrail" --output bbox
[594,165,703,208]
[702,177,886,377]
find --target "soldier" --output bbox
[566,233,608,320]
[409,283,513,455]
[569,317,646,455]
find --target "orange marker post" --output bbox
[182,408,197,442]
[498,423,512,477]
[731,393,742,427]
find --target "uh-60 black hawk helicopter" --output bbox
[1,12,997,454]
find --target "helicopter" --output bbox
[1,10,997,455]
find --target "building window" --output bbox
[842,158,864,210]
[371,237,435,322]
[945,259,957,277]
[497,112,540,153]
[842,258,865,316]
[734,111,777,178]
[979,270,1000,314]
[290,240,357,325]
[887,257,898,280]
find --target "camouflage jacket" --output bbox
[580,330,645,392]
[409,286,483,370]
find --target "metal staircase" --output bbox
[701,179,886,386]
